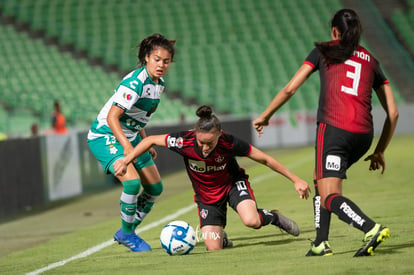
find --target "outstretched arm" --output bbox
[364,83,399,174]
[114,134,168,176]
[253,64,313,136]
[247,146,311,199]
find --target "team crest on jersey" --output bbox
[123,92,132,101]
[176,137,184,148]
[215,156,224,163]
[108,144,118,155]
[200,208,208,219]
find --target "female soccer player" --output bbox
[114,105,311,251]
[88,33,176,252]
[253,9,399,257]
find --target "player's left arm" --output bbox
[364,83,399,173]
[247,146,311,199]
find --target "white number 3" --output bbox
[341,60,361,96]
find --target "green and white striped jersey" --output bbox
[88,67,165,141]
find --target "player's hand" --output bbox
[114,159,127,177]
[294,179,311,200]
[252,116,269,137]
[149,147,157,160]
[364,152,385,174]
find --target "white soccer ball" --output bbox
[160,220,196,255]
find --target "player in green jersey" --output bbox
[88,33,176,252]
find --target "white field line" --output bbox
[27,153,312,275]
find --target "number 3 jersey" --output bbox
[165,130,252,204]
[304,42,388,134]
[88,67,165,141]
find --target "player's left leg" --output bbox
[229,179,300,236]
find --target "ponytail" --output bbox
[315,9,362,66]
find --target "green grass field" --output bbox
[1,135,413,274]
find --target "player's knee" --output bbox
[142,181,163,196]
[122,179,141,195]
[242,216,261,229]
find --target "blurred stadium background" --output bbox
[0,0,413,216]
[0,0,413,137]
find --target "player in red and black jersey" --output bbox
[114,105,310,251]
[253,9,398,257]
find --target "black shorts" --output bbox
[315,122,373,180]
[196,178,256,228]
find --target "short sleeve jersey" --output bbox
[304,42,388,133]
[165,130,252,204]
[88,67,165,141]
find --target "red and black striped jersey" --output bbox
[304,42,388,133]
[164,130,251,204]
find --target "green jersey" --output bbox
[88,67,165,141]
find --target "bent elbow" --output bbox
[389,109,399,123]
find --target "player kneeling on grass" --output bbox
[114,105,311,251]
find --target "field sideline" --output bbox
[0,134,413,274]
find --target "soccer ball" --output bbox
[160,220,196,255]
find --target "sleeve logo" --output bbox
[123,92,133,101]
[167,136,183,148]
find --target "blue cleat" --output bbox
[114,228,151,252]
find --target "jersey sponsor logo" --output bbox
[167,136,183,149]
[326,155,341,171]
[189,159,227,173]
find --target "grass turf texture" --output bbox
[0,134,413,274]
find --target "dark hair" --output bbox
[314,9,362,66]
[195,105,221,132]
[136,33,176,66]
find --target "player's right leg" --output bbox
[111,164,151,252]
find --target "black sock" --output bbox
[313,195,331,246]
[257,208,277,227]
[326,194,375,233]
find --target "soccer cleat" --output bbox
[222,231,233,248]
[354,224,390,257]
[114,228,152,252]
[305,240,333,256]
[271,210,300,236]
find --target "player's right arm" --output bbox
[107,104,133,154]
[253,64,313,136]
[114,134,168,176]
